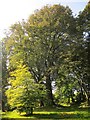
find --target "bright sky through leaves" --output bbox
[0,0,88,39]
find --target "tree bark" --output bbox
[46,74,54,106]
[40,99,44,107]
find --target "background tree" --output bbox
[75,1,90,105]
[2,39,9,111]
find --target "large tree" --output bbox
[4,4,76,106]
[23,5,76,105]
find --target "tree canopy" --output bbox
[2,2,90,113]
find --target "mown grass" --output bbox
[1,106,90,120]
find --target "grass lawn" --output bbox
[1,106,90,120]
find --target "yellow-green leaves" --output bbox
[6,62,46,113]
[6,63,34,110]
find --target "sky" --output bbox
[0,0,89,39]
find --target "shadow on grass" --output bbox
[35,106,90,111]
[2,112,90,120]
[2,107,90,120]
[34,112,90,119]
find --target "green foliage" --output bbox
[6,62,46,114]
[24,4,76,105]
[3,2,90,109]
[77,1,90,32]
[74,1,90,105]
[4,4,76,106]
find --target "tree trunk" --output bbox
[46,74,54,106]
[40,99,44,107]
[68,97,70,104]
[30,107,33,115]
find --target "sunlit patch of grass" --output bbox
[2,110,35,119]
[33,107,89,119]
[2,110,22,118]
[1,107,90,120]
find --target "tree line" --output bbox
[2,2,90,115]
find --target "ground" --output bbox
[1,106,90,120]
